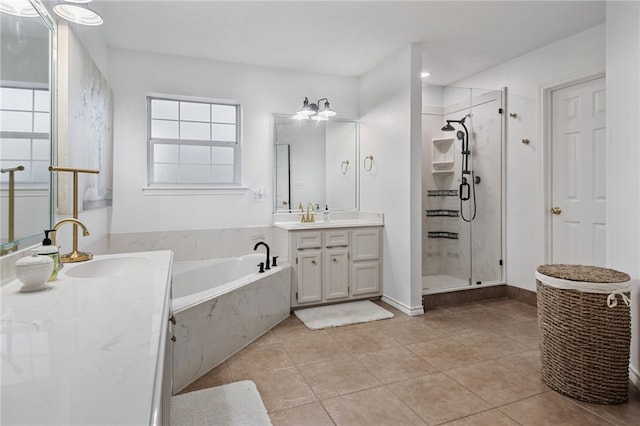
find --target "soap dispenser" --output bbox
[324,205,330,222]
[37,229,59,281]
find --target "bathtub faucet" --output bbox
[253,241,271,271]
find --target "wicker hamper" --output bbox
[536,264,631,404]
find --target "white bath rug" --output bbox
[294,300,394,330]
[170,380,272,426]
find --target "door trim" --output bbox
[541,72,605,263]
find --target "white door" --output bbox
[551,77,606,265]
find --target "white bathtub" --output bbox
[171,253,291,393]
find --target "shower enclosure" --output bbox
[422,85,505,294]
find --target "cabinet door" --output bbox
[325,248,349,300]
[351,228,381,261]
[351,261,380,296]
[296,250,323,304]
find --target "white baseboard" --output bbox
[381,295,424,316]
[631,364,640,389]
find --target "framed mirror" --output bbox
[273,115,358,212]
[0,0,55,255]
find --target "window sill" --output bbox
[142,185,250,196]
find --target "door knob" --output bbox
[550,207,562,215]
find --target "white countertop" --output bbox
[273,211,384,230]
[1,250,173,426]
[273,218,384,230]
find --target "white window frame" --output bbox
[146,94,243,192]
[0,83,51,188]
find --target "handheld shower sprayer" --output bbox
[441,113,477,222]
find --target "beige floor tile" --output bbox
[495,301,539,322]
[499,392,614,425]
[495,349,543,385]
[356,346,438,384]
[406,337,484,371]
[299,357,381,400]
[282,332,351,365]
[269,402,335,426]
[440,409,520,426]
[492,320,540,349]
[251,367,317,412]
[176,361,232,394]
[327,326,401,355]
[571,382,640,426]
[323,386,426,425]
[453,330,530,360]
[387,373,490,425]
[226,342,294,380]
[252,329,280,346]
[375,318,445,345]
[445,360,546,406]
[453,307,514,330]
[272,322,331,343]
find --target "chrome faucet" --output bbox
[253,241,271,270]
[52,218,92,263]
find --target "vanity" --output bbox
[274,213,384,308]
[0,250,174,426]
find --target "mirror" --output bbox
[0,1,54,255]
[273,116,358,212]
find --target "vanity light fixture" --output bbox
[0,0,40,17]
[294,97,337,120]
[53,0,102,26]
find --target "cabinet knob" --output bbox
[333,258,337,262]
[170,336,176,342]
[550,207,562,215]
[311,260,317,265]
[169,315,176,325]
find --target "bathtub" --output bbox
[171,253,291,393]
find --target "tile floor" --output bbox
[179,298,640,425]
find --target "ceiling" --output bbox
[88,0,605,86]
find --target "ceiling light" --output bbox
[294,97,337,120]
[53,1,102,26]
[421,72,431,78]
[0,0,40,17]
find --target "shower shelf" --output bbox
[428,232,459,239]
[432,138,455,174]
[427,189,458,197]
[426,209,459,217]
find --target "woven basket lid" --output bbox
[536,264,630,283]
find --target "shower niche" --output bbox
[431,137,455,174]
[422,85,506,294]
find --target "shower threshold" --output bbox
[422,275,503,295]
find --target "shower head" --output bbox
[441,122,455,132]
[456,130,465,141]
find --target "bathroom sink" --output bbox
[65,257,150,279]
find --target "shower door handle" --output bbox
[550,207,562,215]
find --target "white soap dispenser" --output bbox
[37,229,59,281]
[324,205,330,222]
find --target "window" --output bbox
[0,86,51,186]
[147,96,241,185]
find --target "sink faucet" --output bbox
[299,202,316,223]
[253,241,271,270]
[52,218,92,263]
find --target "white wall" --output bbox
[107,49,358,233]
[359,44,423,315]
[455,24,606,291]
[605,0,640,386]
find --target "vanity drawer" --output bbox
[296,231,323,249]
[325,230,349,248]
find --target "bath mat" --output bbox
[171,380,272,425]
[294,300,394,330]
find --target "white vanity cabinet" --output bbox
[289,226,382,307]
